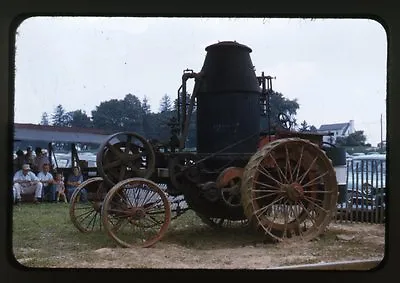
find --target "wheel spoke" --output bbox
[254,195,285,218]
[282,199,289,239]
[301,171,329,187]
[125,134,132,157]
[119,165,127,181]
[302,195,329,213]
[145,199,164,213]
[139,187,152,207]
[303,190,333,194]
[107,142,122,157]
[251,191,281,201]
[293,145,304,181]
[108,170,121,181]
[103,159,122,170]
[117,190,132,208]
[256,164,284,186]
[145,215,164,226]
[85,211,98,231]
[298,201,318,227]
[141,187,158,206]
[268,152,289,184]
[253,180,281,191]
[76,209,95,221]
[285,145,294,183]
[298,156,319,184]
[291,201,305,239]
[114,217,130,231]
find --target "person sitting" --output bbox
[54,172,68,203]
[24,146,35,167]
[33,147,49,174]
[37,163,56,202]
[13,164,43,204]
[13,149,25,174]
[66,166,86,202]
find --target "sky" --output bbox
[13,17,387,146]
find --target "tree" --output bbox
[122,93,145,134]
[309,125,317,132]
[40,112,50,126]
[142,96,151,115]
[336,130,367,146]
[69,110,93,128]
[299,120,317,132]
[261,91,300,131]
[91,94,144,133]
[159,94,172,113]
[299,120,309,132]
[92,99,125,132]
[51,105,71,127]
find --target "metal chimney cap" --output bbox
[205,41,252,52]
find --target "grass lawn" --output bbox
[12,202,113,267]
[11,202,385,269]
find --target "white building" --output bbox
[318,120,355,144]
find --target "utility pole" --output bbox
[380,113,383,149]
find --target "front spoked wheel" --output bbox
[101,178,171,248]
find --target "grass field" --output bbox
[11,202,386,269]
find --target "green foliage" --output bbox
[299,120,317,132]
[51,105,71,127]
[159,94,172,113]
[309,125,317,132]
[91,94,145,134]
[68,110,93,128]
[91,99,123,131]
[261,91,300,131]
[299,120,309,131]
[336,131,367,146]
[40,89,313,148]
[40,112,50,126]
[142,96,151,115]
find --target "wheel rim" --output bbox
[96,132,156,187]
[241,138,338,242]
[69,177,107,233]
[217,167,244,207]
[101,178,171,248]
[168,154,200,190]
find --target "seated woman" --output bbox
[66,166,86,202]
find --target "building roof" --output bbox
[318,123,349,132]
[14,123,110,135]
[14,123,112,144]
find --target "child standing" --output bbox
[54,172,68,203]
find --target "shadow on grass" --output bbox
[161,224,271,249]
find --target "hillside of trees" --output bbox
[38,91,321,149]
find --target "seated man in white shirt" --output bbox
[37,163,56,202]
[13,163,43,204]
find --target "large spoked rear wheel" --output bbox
[241,138,338,242]
[101,178,171,248]
[69,177,108,233]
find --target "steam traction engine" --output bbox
[69,41,341,248]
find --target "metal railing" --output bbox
[335,157,386,224]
